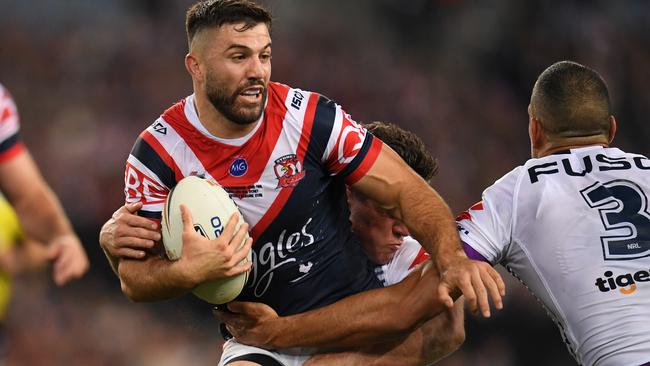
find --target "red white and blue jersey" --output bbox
[125,82,383,315]
[0,84,25,163]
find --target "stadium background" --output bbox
[0,0,648,364]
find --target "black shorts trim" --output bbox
[223,353,285,366]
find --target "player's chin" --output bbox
[233,104,263,124]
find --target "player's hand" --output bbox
[47,234,89,286]
[438,255,505,317]
[214,301,279,348]
[177,205,252,285]
[99,202,160,259]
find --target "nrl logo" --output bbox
[274,154,306,189]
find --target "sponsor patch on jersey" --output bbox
[594,268,650,295]
[274,154,306,188]
[229,157,248,177]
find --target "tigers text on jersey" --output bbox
[458,146,650,366]
[0,84,25,163]
[125,82,383,316]
[376,236,430,286]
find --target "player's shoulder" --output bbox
[484,164,527,199]
[267,81,337,117]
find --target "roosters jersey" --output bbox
[0,84,25,163]
[458,146,650,366]
[376,236,430,286]
[125,82,383,316]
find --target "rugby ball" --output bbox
[161,176,251,304]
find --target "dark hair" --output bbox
[185,0,272,46]
[365,121,438,182]
[531,61,611,138]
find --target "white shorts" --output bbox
[219,339,314,366]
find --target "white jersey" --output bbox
[458,146,650,366]
[377,236,430,286]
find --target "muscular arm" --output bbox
[114,206,252,302]
[118,255,194,302]
[222,261,458,349]
[305,297,465,366]
[351,144,459,271]
[352,144,504,315]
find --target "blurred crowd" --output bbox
[0,0,648,364]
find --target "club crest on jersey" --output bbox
[229,158,248,177]
[274,154,306,188]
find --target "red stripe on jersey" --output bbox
[0,106,11,124]
[0,142,24,163]
[250,92,318,241]
[408,247,430,270]
[161,84,289,199]
[456,201,483,221]
[141,130,184,181]
[344,137,383,184]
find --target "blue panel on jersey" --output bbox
[130,137,176,189]
[0,132,19,153]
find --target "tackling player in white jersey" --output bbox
[457,61,650,366]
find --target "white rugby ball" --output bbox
[161,175,251,304]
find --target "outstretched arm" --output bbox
[351,144,504,316]
[304,297,465,366]
[219,261,456,349]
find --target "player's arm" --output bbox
[99,202,161,275]
[304,297,465,366]
[0,237,50,275]
[351,143,505,316]
[219,261,449,348]
[117,205,252,302]
[0,150,89,285]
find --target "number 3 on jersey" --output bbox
[581,179,650,260]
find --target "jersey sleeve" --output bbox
[124,128,176,221]
[318,98,382,184]
[456,167,522,265]
[0,85,25,163]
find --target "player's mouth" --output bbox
[238,86,265,104]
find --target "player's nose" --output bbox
[393,221,409,239]
[246,57,266,80]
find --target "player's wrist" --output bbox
[170,259,202,290]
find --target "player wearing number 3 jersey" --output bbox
[458,61,650,366]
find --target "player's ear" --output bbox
[185,53,202,79]
[529,116,544,150]
[608,116,617,144]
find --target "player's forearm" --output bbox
[398,184,465,269]
[308,298,464,366]
[118,256,194,302]
[351,145,462,271]
[13,182,75,243]
[265,263,444,349]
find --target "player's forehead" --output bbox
[194,22,271,53]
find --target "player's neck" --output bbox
[193,94,258,139]
[537,137,610,158]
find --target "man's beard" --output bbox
[206,77,267,126]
